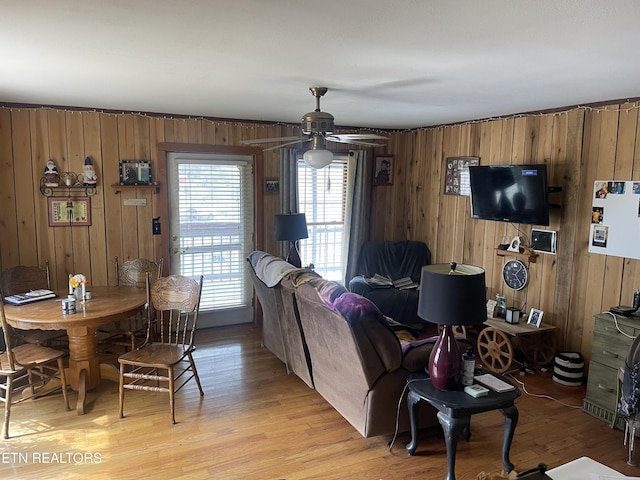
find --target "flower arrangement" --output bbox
[69,274,89,299]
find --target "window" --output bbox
[297,154,348,283]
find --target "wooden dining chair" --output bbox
[0,263,67,348]
[98,257,163,353]
[0,300,70,439]
[118,274,204,424]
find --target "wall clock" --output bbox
[502,259,528,291]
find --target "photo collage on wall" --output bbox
[589,180,640,259]
[444,156,479,195]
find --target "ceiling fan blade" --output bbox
[326,138,387,147]
[261,137,312,151]
[330,134,388,141]
[241,136,307,145]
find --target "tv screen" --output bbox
[468,164,549,226]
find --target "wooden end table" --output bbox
[406,371,521,480]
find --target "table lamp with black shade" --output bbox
[418,262,487,390]
[274,213,308,268]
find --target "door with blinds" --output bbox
[167,152,254,328]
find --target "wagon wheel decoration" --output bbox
[477,327,514,373]
[520,331,556,366]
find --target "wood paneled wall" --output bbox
[0,107,295,290]
[1,102,639,361]
[374,103,640,361]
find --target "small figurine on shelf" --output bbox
[83,156,97,186]
[44,159,60,187]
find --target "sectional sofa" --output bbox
[247,251,470,438]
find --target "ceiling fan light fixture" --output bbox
[303,148,333,168]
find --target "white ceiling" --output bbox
[2,0,640,130]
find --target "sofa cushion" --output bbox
[314,287,402,373]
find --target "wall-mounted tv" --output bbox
[468,164,550,226]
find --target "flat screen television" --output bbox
[468,164,549,226]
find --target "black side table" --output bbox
[405,371,521,480]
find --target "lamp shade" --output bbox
[303,149,333,169]
[274,213,308,241]
[417,263,487,326]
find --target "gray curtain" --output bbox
[278,148,299,257]
[343,149,371,284]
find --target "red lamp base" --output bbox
[428,324,462,390]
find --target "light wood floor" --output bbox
[1,324,638,479]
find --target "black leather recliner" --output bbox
[348,240,433,332]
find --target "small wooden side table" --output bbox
[405,371,521,480]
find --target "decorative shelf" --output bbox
[111,183,160,194]
[40,175,97,197]
[495,248,538,263]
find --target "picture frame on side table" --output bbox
[48,197,91,227]
[373,155,394,186]
[119,160,152,186]
[527,308,544,328]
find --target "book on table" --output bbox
[4,289,58,305]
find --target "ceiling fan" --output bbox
[241,87,387,168]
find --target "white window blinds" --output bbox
[297,156,348,282]
[175,158,254,311]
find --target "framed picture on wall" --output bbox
[119,160,152,186]
[373,155,394,186]
[265,178,279,194]
[48,197,91,227]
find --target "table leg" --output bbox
[437,411,470,480]
[66,326,101,415]
[406,390,421,455]
[500,405,519,472]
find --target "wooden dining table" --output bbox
[3,285,147,415]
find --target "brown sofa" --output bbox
[247,251,471,438]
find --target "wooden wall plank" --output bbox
[83,112,109,287]
[66,111,91,277]
[102,114,123,285]
[0,109,19,269]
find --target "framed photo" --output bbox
[373,155,394,186]
[527,308,544,328]
[48,197,91,227]
[265,178,279,194]
[445,156,480,195]
[119,160,152,186]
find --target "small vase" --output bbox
[75,287,84,302]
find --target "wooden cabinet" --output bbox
[583,313,639,428]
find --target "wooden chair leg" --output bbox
[188,352,204,397]
[168,367,176,424]
[57,357,71,411]
[118,362,126,419]
[3,377,13,439]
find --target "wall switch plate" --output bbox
[152,217,161,235]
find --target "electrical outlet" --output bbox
[152,217,161,235]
